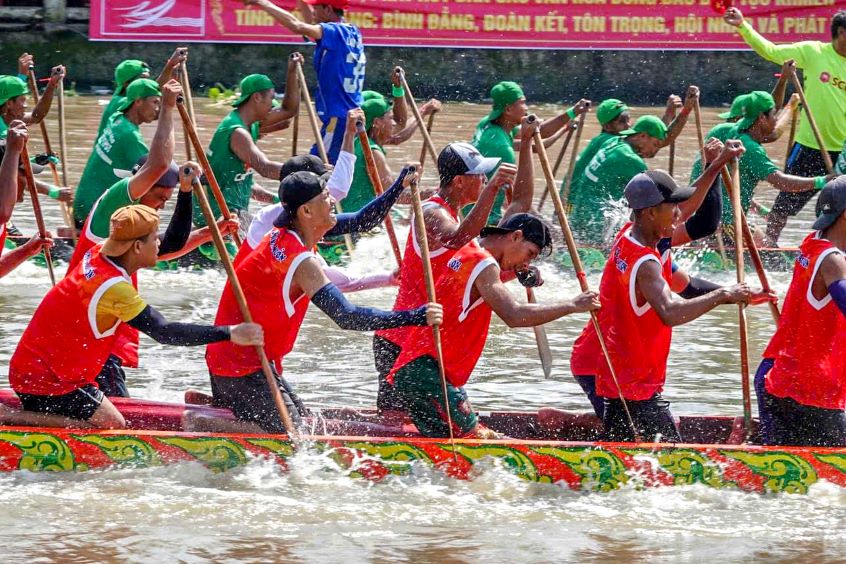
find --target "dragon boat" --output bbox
[0,390,839,495]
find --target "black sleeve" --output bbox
[311,283,427,330]
[325,167,410,237]
[127,305,231,346]
[684,179,722,242]
[158,190,193,257]
[678,276,722,299]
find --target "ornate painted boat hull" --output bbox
[0,393,841,494]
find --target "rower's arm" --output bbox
[661,88,697,147]
[638,260,737,326]
[501,117,538,220]
[157,190,193,257]
[389,71,409,130]
[249,0,323,40]
[763,95,800,144]
[128,306,231,345]
[296,256,429,329]
[0,122,25,223]
[819,251,846,316]
[128,80,179,198]
[476,264,599,327]
[736,21,808,66]
[765,170,821,193]
[0,237,47,278]
[326,166,410,236]
[230,128,282,181]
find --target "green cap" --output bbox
[362,90,384,102]
[362,95,391,131]
[717,94,748,121]
[116,78,162,112]
[735,91,775,131]
[485,81,524,122]
[114,60,150,93]
[596,98,629,125]
[620,115,668,141]
[0,76,29,106]
[232,74,275,107]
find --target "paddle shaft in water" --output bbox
[559,111,587,209]
[790,73,834,173]
[356,123,403,267]
[526,287,553,379]
[718,166,781,324]
[191,173,298,437]
[20,144,55,286]
[693,99,729,270]
[729,161,753,439]
[408,174,458,456]
[176,99,243,247]
[397,68,438,164]
[26,68,74,231]
[539,122,578,210]
[418,111,437,166]
[294,60,355,254]
[533,127,640,441]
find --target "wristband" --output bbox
[16,73,27,83]
[391,85,405,98]
[565,106,577,120]
[272,194,281,204]
[815,176,828,191]
[47,186,61,200]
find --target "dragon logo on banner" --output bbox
[98,0,204,35]
[116,0,202,28]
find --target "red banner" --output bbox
[89,0,846,50]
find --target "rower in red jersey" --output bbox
[203,167,442,434]
[569,167,773,443]
[373,132,527,412]
[756,178,846,446]
[9,205,263,429]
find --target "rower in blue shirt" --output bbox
[248,0,365,164]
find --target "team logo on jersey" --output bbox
[615,257,628,273]
[447,258,462,271]
[269,231,287,262]
[821,72,831,83]
[82,250,95,280]
[797,253,810,269]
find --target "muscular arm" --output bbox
[818,250,846,316]
[28,83,56,125]
[127,305,231,346]
[638,260,729,326]
[0,145,21,223]
[476,263,584,327]
[127,101,175,199]
[661,110,691,148]
[251,0,323,39]
[427,183,500,250]
[230,128,282,181]
[502,124,536,220]
[0,242,41,278]
[765,170,818,193]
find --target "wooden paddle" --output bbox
[396,67,438,165]
[20,144,55,286]
[784,104,800,172]
[533,127,640,441]
[692,98,729,270]
[26,67,74,232]
[559,110,587,209]
[176,62,194,161]
[668,142,676,177]
[190,169,297,437]
[293,59,354,254]
[719,166,781,323]
[418,110,437,166]
[355,121,403,267]
[539,121,578,210]
[176,98,243,247]
[407,171,457,457]
[789,72,834,173]
[728,160,752,439]
[526,287,553,379]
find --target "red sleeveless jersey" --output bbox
[571,223,673,400]
[765,232,846,409]
[388,244,496,388]
[377,195,463,347]
[68,199,141,368]
[10,245,132,395]
[206,227,313,377]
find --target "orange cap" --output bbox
[101,205,159,257]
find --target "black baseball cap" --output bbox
[480,213,553,256]
[437,142,500,187]
[279,155,331,202]
[131,155,180,188]
[624,170,695,210]
[274,171,327,228]
[813,176,846,231]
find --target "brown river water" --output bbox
[0,97,842,561]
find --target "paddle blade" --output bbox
[711,0,731,14]
[533,325,553,378]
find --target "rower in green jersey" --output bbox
[710,91,828,245]
[467,81,589,225]
[73,78,161,225]
[725,7,846,244]
[568,115,667,245]
[562,92,696,207]
[192,56,301,234]
[95,49,189,140]
[346,89,440,212]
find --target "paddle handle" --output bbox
[356,125,403,267]
[692,99,728,270]
[20,145,55,286]
[191,174,297,437]
[784,105,800,171]
[57,79,68,188]
[176,100,243,247]
[397,68,438,164]
[295,60,329,164]
[559,111,586,209]
[668,142,676,177]
[540,123,578,210]
[418,111,437,166]
[790,73,833,173]
[176,66,194,161]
